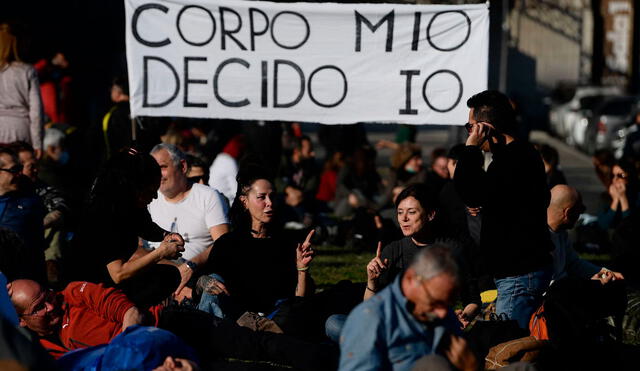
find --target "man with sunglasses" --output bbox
[0,146,46,282]
[454,90,553,330]
[340,246,478,371]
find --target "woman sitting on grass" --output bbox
[197,164,316,320]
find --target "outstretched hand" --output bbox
[296,229,316,269]
[366,242,388,282]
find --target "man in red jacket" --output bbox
[8,279,146,358]
[8,279,338,370]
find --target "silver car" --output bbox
[581,95,639,157]
[548,85,622,139]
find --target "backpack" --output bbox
[528,304,549,340]
[535,278,626,348]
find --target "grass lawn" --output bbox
[312,244,372,290]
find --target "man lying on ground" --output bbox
[8,279,336,371]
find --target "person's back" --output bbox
[482,140,552,276]
[0,23,43,151]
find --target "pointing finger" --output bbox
[304,229,315,245]
[376,241,382,258]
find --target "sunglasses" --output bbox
[464,122,474,133]
[0,164,23,175]
[613,173,628,179]
[464,121,495,134]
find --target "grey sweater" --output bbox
[0,62,43,149]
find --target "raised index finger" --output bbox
[376,241,382,258]
[303,229,315,245]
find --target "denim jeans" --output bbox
[197,274,231,319]
[495,266,552,329]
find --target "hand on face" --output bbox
[465,121,493,148]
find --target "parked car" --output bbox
[581,95,639,157]
[565,94,608,147]
[548,85,622,139]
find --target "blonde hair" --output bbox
[0,23,21,69]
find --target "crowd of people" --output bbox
[1,21,638,371]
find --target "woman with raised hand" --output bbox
[197,163,315,320]
[364,183,480,327]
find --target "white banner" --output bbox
[125,0,489,125]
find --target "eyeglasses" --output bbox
[21,290,55,318]
[613,173,628,179]
[0,164,23,175]
[417,277,450,311]
[464,122,474,133]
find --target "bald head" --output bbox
[548,185,584,230]
[550,185,579,211]
[8,279,41,313]
[8,279,63,336]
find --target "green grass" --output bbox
[312,244,372,290]
[311,247,614,290]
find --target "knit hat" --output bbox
[391,143,422,170]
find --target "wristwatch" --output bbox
[184,260,198,271]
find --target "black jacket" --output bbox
[454,141,553,278]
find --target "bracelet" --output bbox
[366,286,376,293]
[297,266,310,272]
[184,261,197,271]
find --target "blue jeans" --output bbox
[197,274,231,319]
[495,267,552,329]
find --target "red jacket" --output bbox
[39,282,159,359]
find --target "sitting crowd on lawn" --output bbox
[1,90,637,371]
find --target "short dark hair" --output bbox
[394,183,438,214]
[112,76,129,96]
[466,90,517,137]
[185,154,209,184]
[0,145,19,166]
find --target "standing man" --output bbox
[149,143,230,296]
[454,90,553,329]
[340,246,478,371]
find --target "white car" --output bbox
[549,85,622,140]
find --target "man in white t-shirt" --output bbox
[149,144,230,296]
